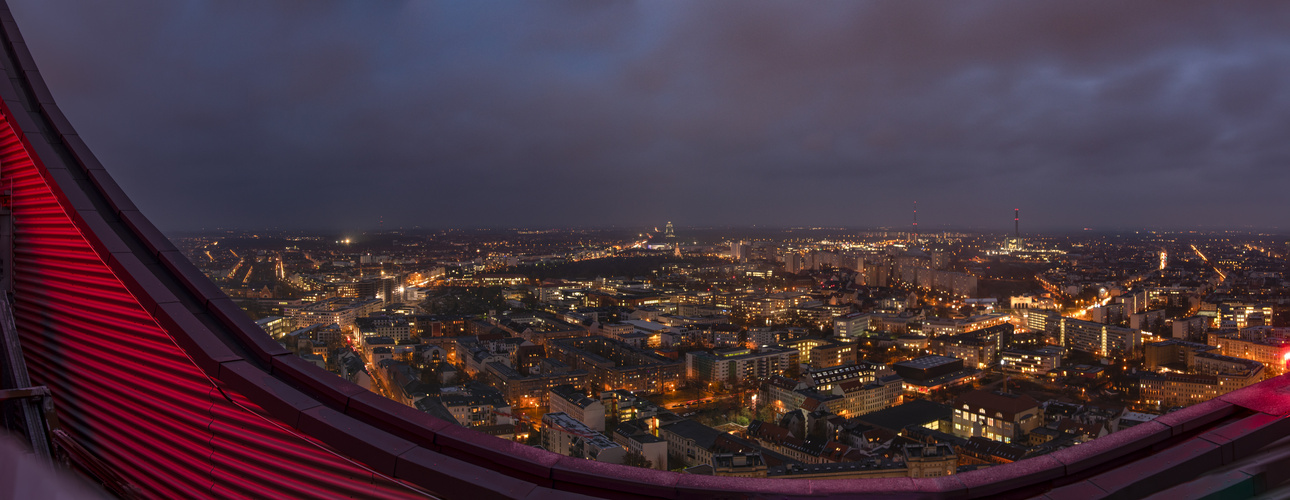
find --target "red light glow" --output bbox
[0,103,422,498]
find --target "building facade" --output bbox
[1059,318,1143,357]
[951,390,1043,445]
[542,412,625,464]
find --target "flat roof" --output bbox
[855,399,952,432]
[894,355,961,369]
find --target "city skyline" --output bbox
[11,1,1290,232]
[5,2,1290,497]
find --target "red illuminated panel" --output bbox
[0,108,425,499]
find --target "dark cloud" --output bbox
[9,0,1290,232]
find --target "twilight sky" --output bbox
[10,1,1290,233]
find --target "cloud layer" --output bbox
[11,1,1290,232]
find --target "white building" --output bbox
[999,346,1064,376]
[543,413,625,464]
[834,313,870,339]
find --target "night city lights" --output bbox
[1,1,1290,499]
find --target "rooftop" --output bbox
[954,390,1041,421]
[894,355,963,370]
[662,419,722,450]
[855,399,953,433]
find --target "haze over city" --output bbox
[10,0,1290,233]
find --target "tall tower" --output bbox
[1006,208,1023,251]
[912,201,919,245]
[664,221,675,238]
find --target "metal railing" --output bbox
[0,294,51,460]
[0,294,139,498]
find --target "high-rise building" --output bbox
[1059,318,1143,357]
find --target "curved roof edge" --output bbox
[2,3,1289,498]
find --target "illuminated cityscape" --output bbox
[179,224,1290,476]
[3,1,1290,499]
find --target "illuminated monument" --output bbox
[0,4,1288,498]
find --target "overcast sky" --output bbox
[10,1,1290,233]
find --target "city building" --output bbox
[903,443,958,478]
[600,390,662,424]
[999,346,1064,376]
[1217,303,1275,330]
[1059,318,1143,357]
[283,322,345,345]
[892,355,964,381]
[1010,294,1057,310]
[542,412,626,464]
[745,420,865,464]
[802,362,892,392]
[419,385,514,429]
[799,374,904,418]
[951,390,1043,444]
[711,452,768,478]
[1017,309,1062,339]
[1172,316,1209,340]
[833,312,871,339]
[376,360,436,406]
[286,297,383,330]
[1140,339,1264,407]
[1209,327,1290,379]
[549,384,606,432]
[480,361,590,409]
[1129,310,1166,332]
[611,419,669,470]
[924,314,1013,337]
[781,338,831,367]
[808,341,857,369]
[660,419,722,467]
[1140,373,1246,409]
[686,346,798,385]
[547,337,684,393]
[255,316,294,338]
[855,398,954,434]
[746,327,783,347]
[355,315,412,342]
[929,335,995,370]
[494,312,590,346]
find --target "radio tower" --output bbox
[1006,208,1022,251]
[912,201,919,246]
